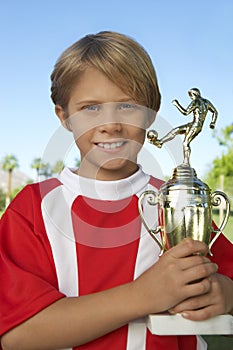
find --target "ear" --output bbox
[55,105,72,131]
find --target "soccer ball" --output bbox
[147,129,158,142]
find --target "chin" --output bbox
[97,160,138,179]
[103,158,135,169]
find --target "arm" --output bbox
[1,239,217,350]
[172,99,195,116]
[1,283,141,350]
[208,101,218,128]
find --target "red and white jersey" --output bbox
[1,167,232,350]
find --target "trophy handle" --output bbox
[138,190,165,253]
[209,190,231,251]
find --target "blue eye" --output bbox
[119,103,137,110]
[84,104,100,111]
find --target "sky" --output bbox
[0,0,232,182]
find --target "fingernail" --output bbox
[181,312,189,319]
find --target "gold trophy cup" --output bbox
[138,165,230,255]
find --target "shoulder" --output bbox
[16,177,61,201]
[2,177,62,220]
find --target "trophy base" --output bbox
[147,313,233,335]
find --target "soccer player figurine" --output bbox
[148,88,218,165]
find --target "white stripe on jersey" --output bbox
[127,217,161,350]
[42,185,78,297]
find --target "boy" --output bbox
[0,31,232,350]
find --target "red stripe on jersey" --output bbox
[71,195,141,293]
[71,195,142,248]
[71,195,141,350]
[73,195,140,227]
[146,330,197,349]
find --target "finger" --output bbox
[169,238,209,259]
[182,262,218,285]
[169,293,214,315]
[184,276,213,298]
[179,255,211,271]
[180,304,221,321]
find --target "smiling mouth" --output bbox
[96,141,125,150]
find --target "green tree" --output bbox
[205,124,233,200]
[2,154,19,207]
[214,123,233,149]
[51,160,65,175]
[39,162,52,179]
[0,188,6,213]
[31,158,53,180]
[31,157,42,182]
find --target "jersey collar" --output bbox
[58,166,150,200]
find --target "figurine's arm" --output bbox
[172,99,195,116]
[208,101,218,129]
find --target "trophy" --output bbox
[138,88,230,255]
[138,88,233,335]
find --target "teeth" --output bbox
[98,141,124,149]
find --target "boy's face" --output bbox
[56,67,155,180]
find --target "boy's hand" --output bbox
[169,273,233,321]
[133,238,218,316]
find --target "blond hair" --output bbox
[51,31,161,111]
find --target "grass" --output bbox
[203,335,233,349]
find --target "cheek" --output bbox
[70,118,93,151]
[131,110,154,130]
[74,133,91,159]
[69,114,96,140]
[129,126,146,144]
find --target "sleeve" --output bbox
[0,184,65,336]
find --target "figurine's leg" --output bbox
[183,143,191,165]
[159,125,186,146]
[183,125,201,165]
[148,124,187,149]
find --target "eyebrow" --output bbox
[74,97,135,107]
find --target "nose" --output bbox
[98,105,122,133]
[99,121,122,133]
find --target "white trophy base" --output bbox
[147,313,233,335]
